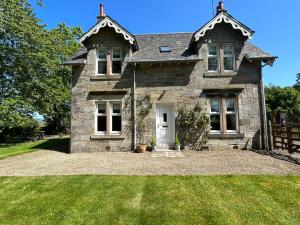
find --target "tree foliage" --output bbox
[265,85,300,121]
[294,73,300,91]
[0,0,82,137]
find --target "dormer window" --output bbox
[159,46,172,53]
[207,43,235,73]
[96,48,122,76]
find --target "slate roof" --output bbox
[63,33,275,65]
[130,33,200,63]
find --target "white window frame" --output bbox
[207,44,219,72]
[223,43,235,72]
[111,48,122,75]
[209,98,239,134]
[96,49,107,76]
[110,102,122,135]
[95,102,106,135]
[209,99,222,133]
[224,98,238,133]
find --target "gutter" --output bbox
[259,65,268,150]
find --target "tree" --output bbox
[265,85,300,121]
[0,0,82,138]
[294,73,300,91]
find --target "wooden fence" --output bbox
[270,111,300,153]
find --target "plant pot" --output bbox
[152,145,157,151]
[138,144,147,153]
[175,144,181,151]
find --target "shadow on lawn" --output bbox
[250,149,300,165]
[32,138,70,154]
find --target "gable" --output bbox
[193,12,254,42]
[80,17,138,49]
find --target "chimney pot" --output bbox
[216,1,227,14]
[100,4,106,17]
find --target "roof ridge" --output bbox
[134,32,193,36]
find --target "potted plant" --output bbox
[151,136,157,151]
[138,143,147,153]
[175,133,181,151]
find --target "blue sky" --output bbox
[29,0,299,87]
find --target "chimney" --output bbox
[216,1,227,14]
[97,3,106,22]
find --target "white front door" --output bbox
[156,105,173,146]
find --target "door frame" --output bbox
[155,104,175,147]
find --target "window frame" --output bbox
[95,100,123,136]
[95,102,107,135]
[111,48,122,75]
[209,98,239,134]
[222,43,235,72]
[110,102,122,135]
[209,99,222,133]
[96,48,107,76]
[207,43,220,72]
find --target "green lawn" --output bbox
[0,138,69,160]
[0,175,299,225]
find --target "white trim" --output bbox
[80,17,136,45]
[207,43,219,72]
[223,43,235,72]
[96,49,107,76]
[110,102,122,135]
[194,12,253,41]
[95,101,106,135]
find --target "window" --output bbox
[96,101,122,135]
[97,49,107,75]
[97,103,107,133]
[210,99,221,132]
[223,44,234,71]
[207,43,235,73]
[159,46,172,52]
[111,103,122,133]
[208,44,219,72]
[96,48,122,75]
[209,98,238,133]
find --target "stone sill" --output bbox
[90,135,126,140]
[208,133,245,139]
[204,72,238,78]
[90,75,121,81]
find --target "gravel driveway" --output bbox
[0,150,299,176]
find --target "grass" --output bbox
[0,175,299,225]
[0,138,69,160]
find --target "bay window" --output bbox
[96,101,122,135]
[209,98,238,133]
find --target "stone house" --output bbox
[64,2,276,152]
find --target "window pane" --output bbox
[224,44,233,55]
[210,100,220,113]
[163,113,167,123]
[224,57,233,71]
[98,50,106,59]
[113,49,121,59]
[226,114,236,130]
[98,61,107,74]
[112,104,121,114]
[112,61,121,74]
[210,115,221,131]
[225,99,235,112]
[208,57,218,71]
[112,116,121,132]
[97,116,106,132]
[98,103,106,114]
[208,45,217,55]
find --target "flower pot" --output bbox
[175,144,181,151]
[138,144,147,153]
